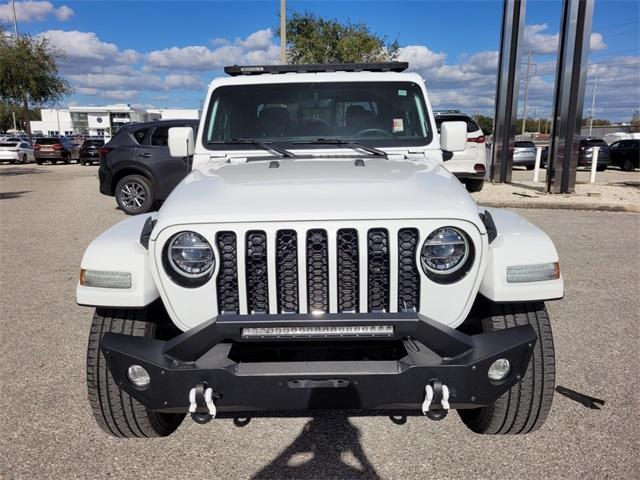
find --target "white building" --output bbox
[147,108,201,120]
[30,104,161,139]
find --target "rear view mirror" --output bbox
[168,127,195,158]
[440,121,467,152]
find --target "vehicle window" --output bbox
[515,141,536,148]
[204,82,431,149]
[132,129,148,145]
[434,115,480,133]
[583,139,607,147]
[151,126,170,147]
[20,143,30,148]
[83,139,104,147]
[0,142,18,147]
[36,138,60,145]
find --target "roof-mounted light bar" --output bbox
[224,62,409,76]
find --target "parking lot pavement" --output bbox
[1,163,639,479]
[510,165,640,184]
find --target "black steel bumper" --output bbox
[101,313,536,415]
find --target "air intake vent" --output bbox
[397,228,420,312]
[276,230,299,313]
[306,229,329,313]
[246,231,269,314]
[216,232,239,314]
[337,229,359,313]
[368,229,389,312]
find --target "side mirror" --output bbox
[440,121,467,153]
[168,127,195,158]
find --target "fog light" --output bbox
[488,359,511,381]
[127,365,150,387]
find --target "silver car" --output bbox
[513,141,537,169]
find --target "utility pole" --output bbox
[521,49,532,136]
[588,67,598,137]
[11,0,19,38]
[280,0,286,64]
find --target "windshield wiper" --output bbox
[294,138,387,157]
[211,138,296,158]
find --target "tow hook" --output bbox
[188,383,217,424]
[422,379,450,421]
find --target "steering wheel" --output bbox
[354,128,393,138]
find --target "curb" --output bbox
[477,200,640,213]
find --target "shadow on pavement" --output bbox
[252,414,380,480]
[0,190,32,200]
[556,385,605,410]
[0,167,47,177]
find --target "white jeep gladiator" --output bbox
[77,62,563,437]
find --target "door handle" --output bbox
[138,153,151,158]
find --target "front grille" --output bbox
[216,232,239,314]
[367,229,390,312]
[276,230,299,313]
[245,231,269,314]
[306,229,329,313]
[214,226,424,315]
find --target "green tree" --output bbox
[278,11,400,64]
[581,117,610,127]
[474,115,494,135]
[0,28,71,136]
[0,103,40,132]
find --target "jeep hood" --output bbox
[153,157,483,234]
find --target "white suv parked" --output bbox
[77,63,562,438]
[434,110,487,192]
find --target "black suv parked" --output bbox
[609,139,639,171]
[98,119,199,215]
[79,138,105,165]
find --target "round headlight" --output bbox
[167,231,214,278]
[421,227,470,275]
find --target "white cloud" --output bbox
[0,1,73,23]
[397,45,446,69]
[146,28,279,71]
[163,74,204,89]
[39,30,140,66]
[100,90,138,101]
[523,24,607,55]
[589,33,607,52]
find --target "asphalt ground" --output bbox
[1,163,639,479]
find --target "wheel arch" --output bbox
[110,163,156,195]
[478,208,564,302]
[77,214,160,308]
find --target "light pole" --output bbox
[280,0,286,64]
[521,49,532,136]
[588,67,599,137]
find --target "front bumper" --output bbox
[102,313,536,416]
[0,152,19,161]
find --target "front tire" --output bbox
[621,159,635,172]
[465,179,484,192]
[459,302,555,435]
[86,308,185,438]
[115,174,155,215]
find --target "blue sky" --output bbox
[2,0,639,121]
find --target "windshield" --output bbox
[203,81,432,149]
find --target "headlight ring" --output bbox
[163,231,215,287]
[420,227,474,284]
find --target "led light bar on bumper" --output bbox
[241,325,394,339]
[506,262,560,283]
[80,269,131,289]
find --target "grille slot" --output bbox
[367,229,390,312]
[337,229,359,313]
[306,229,329,313]
[276,230,299,313]
[215,232,239,314]
[245,231,269,314]
[397,228,420,312]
